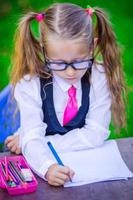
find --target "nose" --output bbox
[65,65,76,77]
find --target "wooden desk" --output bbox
[0,138,133,200]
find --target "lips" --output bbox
[66,77,76,80]
[65,78,78,84]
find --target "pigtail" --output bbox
[10,12,49,86]
[94,8,127,132]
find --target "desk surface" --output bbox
[0,137,133,200]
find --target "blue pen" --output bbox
[47,141,72,182]
[47,141,64,166]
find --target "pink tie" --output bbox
[63,86,78,126]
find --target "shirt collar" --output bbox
[53,72,81,92]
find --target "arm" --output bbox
[48,65,111,152]
[14,76,75,186]
[14,75,56,178]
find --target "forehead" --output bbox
[45,36,89,60]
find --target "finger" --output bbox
[5,136,14,144]
[47,172,67,185]
[59,166,70,175]
[55,172,69,182]
[7,140,16,149]
[49,181,63,186]
[10,145,17,153]
[7,142,14,149]
[52,177,65,185]
[69,170,75,179]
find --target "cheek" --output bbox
[52,70,65,77]
[77,69,87,78]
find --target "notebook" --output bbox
[57,140,133,187]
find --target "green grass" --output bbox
[0,0,133,142]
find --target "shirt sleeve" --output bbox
[14,75,55,179]
[47,65,112,152]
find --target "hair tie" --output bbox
[35,13,45,22]
[85,5,95,17]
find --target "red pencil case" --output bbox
[0,155,38,195]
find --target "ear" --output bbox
[94,37,98,49]
[89,37,98,56]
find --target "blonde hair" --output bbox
[10,3,127,132]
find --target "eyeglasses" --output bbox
[45,56,94,71]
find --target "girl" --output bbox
[5,3,127,186]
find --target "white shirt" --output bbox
[14,64,111,179]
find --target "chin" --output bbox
[65,78,78,84]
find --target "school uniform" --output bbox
[40,74,90,135]
[14,64,111,179]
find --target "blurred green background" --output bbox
[0,0,133,139]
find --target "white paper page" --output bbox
[57,140,133,187]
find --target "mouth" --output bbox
[66,77,76,80]
[65,78,78,83]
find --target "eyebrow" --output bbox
[47,55,90,62]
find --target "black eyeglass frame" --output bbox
[45,57,94,71]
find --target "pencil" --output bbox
[4,156,8,180]
[9,160,26,182]
[1,162,16,187]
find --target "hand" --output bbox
[4,135,21,154]
[45,163,75,186]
